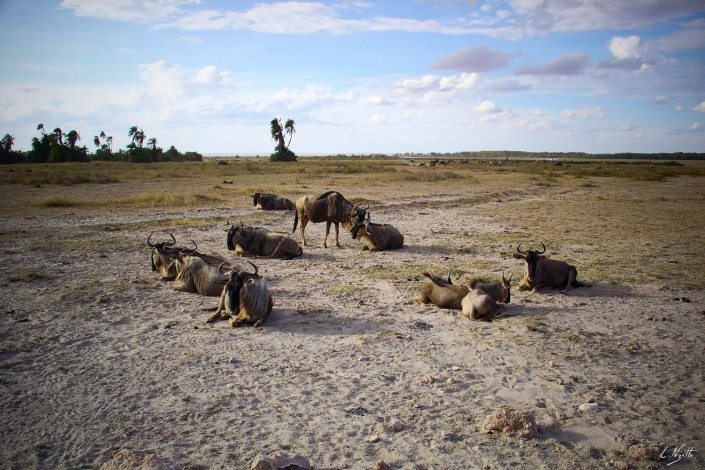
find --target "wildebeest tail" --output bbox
[292,208,299,233]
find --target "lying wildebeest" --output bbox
[148,231,178,280]
[226,222,302,259]
[513,242,587,293]
[172,250,241,297]
[350,212,404,251]
[207,261,273,327]
[293,191,367,248]
[252,192,295,211]
[461,273,512,320]
[416,271,469,310]
[147,232,199,281]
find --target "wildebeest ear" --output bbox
[512,252,525,259]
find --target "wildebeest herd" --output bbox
[147,190,586,327]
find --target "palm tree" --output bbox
[106,135,113,152]
[147,137,158,151]
[270,118,286,152]
[66,130,81,149]
[128,126,145,148]
[53,128,64,146]
[37,123,45,136]
[284,119,296,149]
[94,135,101,148]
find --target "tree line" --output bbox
[0,124,203,164]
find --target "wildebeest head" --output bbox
[500,271,513,304]
[350,211,371,239]
[251,192,261,207]
[513,242,547,283]
[219,261,261,311]
[225,219,247,251]
[147,231,177,272]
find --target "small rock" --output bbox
[421,375,435,384]
[250,453,311,470]
[389,418,403,432]
[627,444,661,461]
[374,461,391,470]
[366,435,380,443]
[482,407,538,438]
[548,361,555,368]
[228,357,237,364]
[578,403,599,412]
[409,399,422,409]
[451,366,461,371]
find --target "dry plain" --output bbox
[1,157,704,469]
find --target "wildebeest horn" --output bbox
[245,260,259,277]
[218,261,228,274]
[516,242,526,255]
[182,239,197,252]
[147,231,176,248]
[538,242,546,254]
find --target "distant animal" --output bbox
[292,191,367,248]
[207,261,273,327]
[416,271,469,310]
[172,251,241,297]
[350,212,404,251]
[252,192,295,211]
[461,273,512,320]
[513,242,586,293]
[218,160,228,166]
[226,222,302,259]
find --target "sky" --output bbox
[1,0,704,156]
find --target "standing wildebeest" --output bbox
[207,262,273,327]
[513,242,586,293]
[292,191,367,248]
[252,192,295,211]
[461,273,512,320]
[416,272,469,310]
[226,222,302,259]
[350,212,404,251]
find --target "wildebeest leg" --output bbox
[323,221,332,248]
[562,267,578,294]
[300,217,308,247]
[207,292,228,323]
[334,222,341,248]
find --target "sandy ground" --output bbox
[1,193,704,469]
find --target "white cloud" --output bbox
[474,100,502,114]
[690,122,700,130]
[560,107,605,120]
[609,36,642,60]
[693,101,705,112]
[59,0,200,23]
[194,65,229,84]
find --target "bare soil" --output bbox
[1,167,704,469]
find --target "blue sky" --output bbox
[1,0,704,155]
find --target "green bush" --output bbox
[270,148,297,162]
